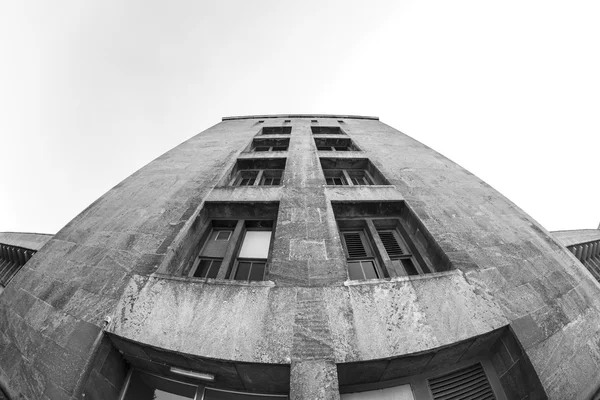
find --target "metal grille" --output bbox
[343,233,368,259]
[428,363,495,400]
[378,231,404,258]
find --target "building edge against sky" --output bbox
[0,115,599,399]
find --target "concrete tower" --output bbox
[1,115,599,400]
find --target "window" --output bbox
[250,138,289,152]
[261,126,291,135]
[324,170,374,186]
[189,221,235,279]
[377,229,419,275]
[338,219,428,280]
[341,385,414,400]
[341,230,381,280]
[339,362,503,400]
[188,220,274,282]
[229,158,286,186]
[123,369,289,400]
[0,244,34,288]
[232,170,283,186]
[428,363,495,400]
[314,138,359,152]
[321,158,389,186]
[334,201,450,278]
[311,126,343,135]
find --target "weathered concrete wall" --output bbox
[1,115,599,399]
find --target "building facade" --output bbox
[1,115,600,399]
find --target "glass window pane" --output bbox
[194,259,212,278]
[235,262,251,280]
[205,388,287,400]
[340,384,414,400]
[348,262,364,280]
[215,231,231,241]
[249,262,265,281]
[238,231,272,259]
[154,389,195,400]
[207,260,221,279]
[362,261,378,279]
[402,259,419,275]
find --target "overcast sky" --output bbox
[0,0,598,235]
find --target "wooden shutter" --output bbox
[428,363,495,400]
[378,231,404,258]
[343,232,368,259]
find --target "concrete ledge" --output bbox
[206,186,284,202]
[343,270,460,286]
[0,232,53,251]
[315,151,366,158]
[223,114,379,121]
[325,185,403,202]
[251,134,292,140]
[552,229,600,247]
[237,152,289,160]
[152,273,277,287]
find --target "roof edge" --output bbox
[222,114,379,121]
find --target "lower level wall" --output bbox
[81,336,128,400]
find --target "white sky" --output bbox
[0,1,598,234]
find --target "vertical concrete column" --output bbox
[269,120,346,285]
[290,360,340,400]
[581,244,587,262]
[576,245,583,261]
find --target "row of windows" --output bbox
[187,216,428,283]
[250,137,359,152]
[257,119,346,124]
[259,125,345,136]
[229,158,388,187]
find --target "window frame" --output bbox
[337,218,432,280]
[311,126,343,135]
[187,220,274,282]
[324,169,375,186]
[261,126,291,135]
[121,368,290,400]
[314,137,360,152]
[232,169,284,186]
[339,229,385,280]
[229,225,272,282]
[338,359,507,400]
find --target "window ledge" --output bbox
[325,185,404,202]
[238,152,289,159]
[317,151,365,157]
[343,270,459,286]
[255,134,291,139]
[151,273,276,287]
[206,186,283,202]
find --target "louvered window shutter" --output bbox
[428,363,496,400]
[343,232,368,259]
[377,230,405,259]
